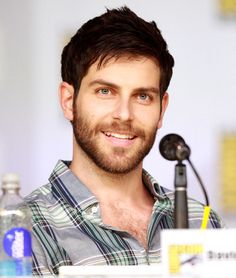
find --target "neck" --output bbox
[70,142,151,206]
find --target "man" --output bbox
[24,6,223,275]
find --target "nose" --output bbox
[112,96,134,122]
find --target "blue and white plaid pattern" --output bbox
[24,160,223,275]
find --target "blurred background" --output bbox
[0,0,236,227]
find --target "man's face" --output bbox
[72,56,168,174]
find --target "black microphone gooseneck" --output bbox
[159,134,191,229]
[174,161,188,228]
[159,133,210,229]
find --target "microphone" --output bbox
[159,133,191,162]
[159,133,210,228]
[159,133,190,228]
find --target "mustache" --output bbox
[96,121,145,138]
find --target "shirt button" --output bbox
[91,206,98,214]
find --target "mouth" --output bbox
[103,131,136,140]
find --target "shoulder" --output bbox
[24,183,53,207]
[187,197,223,228]
[23,183,56,224]
[157,185,224,229]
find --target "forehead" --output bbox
[83,56,161,87]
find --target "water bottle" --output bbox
[0,173,32,276]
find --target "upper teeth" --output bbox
[105,132,134,139]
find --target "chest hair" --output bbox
[100,202,152,248]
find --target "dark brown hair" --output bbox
[61,6,174,99]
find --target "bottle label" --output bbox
[3,227,31,258]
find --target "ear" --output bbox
[157,92,169,129]
[59,82,75,121]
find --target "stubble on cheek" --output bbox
[72,106,158,174]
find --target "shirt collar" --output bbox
[49,160,169,212]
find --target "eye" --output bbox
[138,92,151,102]
[139,93,149,100]
[98,88,110,95]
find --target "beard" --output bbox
[72,108,157,174]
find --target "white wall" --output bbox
[0,0,236,226]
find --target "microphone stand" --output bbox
[174,161,189,228]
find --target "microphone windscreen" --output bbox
[159,133,190,161]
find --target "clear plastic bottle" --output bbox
[0,173,32,276]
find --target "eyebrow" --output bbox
[89,79,120,90]
[88,79,160,95]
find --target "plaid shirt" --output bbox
[24,160,223,276]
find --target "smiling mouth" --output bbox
[103,131,136,140]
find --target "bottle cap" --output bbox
[2,173,20,189]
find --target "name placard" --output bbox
[161,229,236,277]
